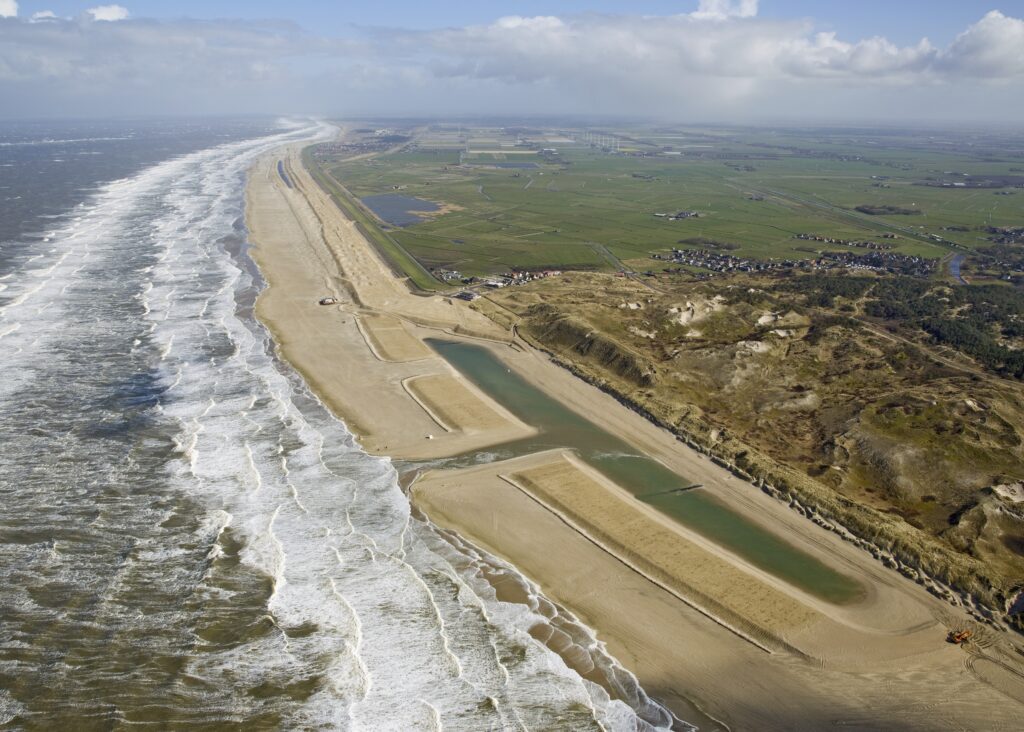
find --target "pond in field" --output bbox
[422,338,865,605]
[361,194,439,226]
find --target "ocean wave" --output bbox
[0,119,675,730]
[0,136,134,147]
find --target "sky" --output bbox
[2,1,1024,123]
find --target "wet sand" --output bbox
[247,143,1024,730]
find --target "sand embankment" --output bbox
[420,449,947,659]
[355,313,433,362]
[247,142,1024,730]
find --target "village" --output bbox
[429,267,565,301]
[653,245,935,278]
[309,128,410,160]
[988,225,1024,245]
[795,233,897,249]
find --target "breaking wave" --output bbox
[0,121,675,730]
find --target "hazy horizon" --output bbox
[1,0,1023,124]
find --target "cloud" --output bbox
[30,11,57,22]
[0,7,1022,121]
[939,10,1024,77]
[0,13,337,116]
[414,9,1024,87]
[692,0,758,20]
[87,5,129,22]
[774,33,936,79]
[371,9,1024,120]
[0,0,17,20]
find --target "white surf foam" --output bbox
[2,119,676,730]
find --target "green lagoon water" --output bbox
[426,339,863,605]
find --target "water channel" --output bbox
[420,338,864,605]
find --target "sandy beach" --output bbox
[246,141,1024,730]
[246,148,533,459]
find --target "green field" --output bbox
[311,124,1024,278]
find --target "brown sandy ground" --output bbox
[247,142,1024,730]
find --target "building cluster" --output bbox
[489,270,563,286]
[436,266,565,286]
[987,226,1024,245]
[655,247,934,277]
[431,268,462,282]
[311,139,399,159]
[795,233,895,250]
[655,248,796,274]
[919,178,1024,190]
[449,269,565,291]
[817,250,935,277]
[653,211,701,220]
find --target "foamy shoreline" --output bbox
[246,137,1024,730]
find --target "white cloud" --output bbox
[418,10,1024,87]
[30,10,57,22]
[0,0,18,20]
[0,7,1022,121]
[0,13,330,116]
[775,32,936,78]
[940,10,1024,77]
[372,9,1024,120]
[87,5,129,22]
[692,0,758,20]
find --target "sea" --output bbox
[0,118,678,731]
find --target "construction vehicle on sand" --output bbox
[947,629,973,645]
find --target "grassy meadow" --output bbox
[311,124,1024,279]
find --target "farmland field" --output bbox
[309,124,1024,281]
